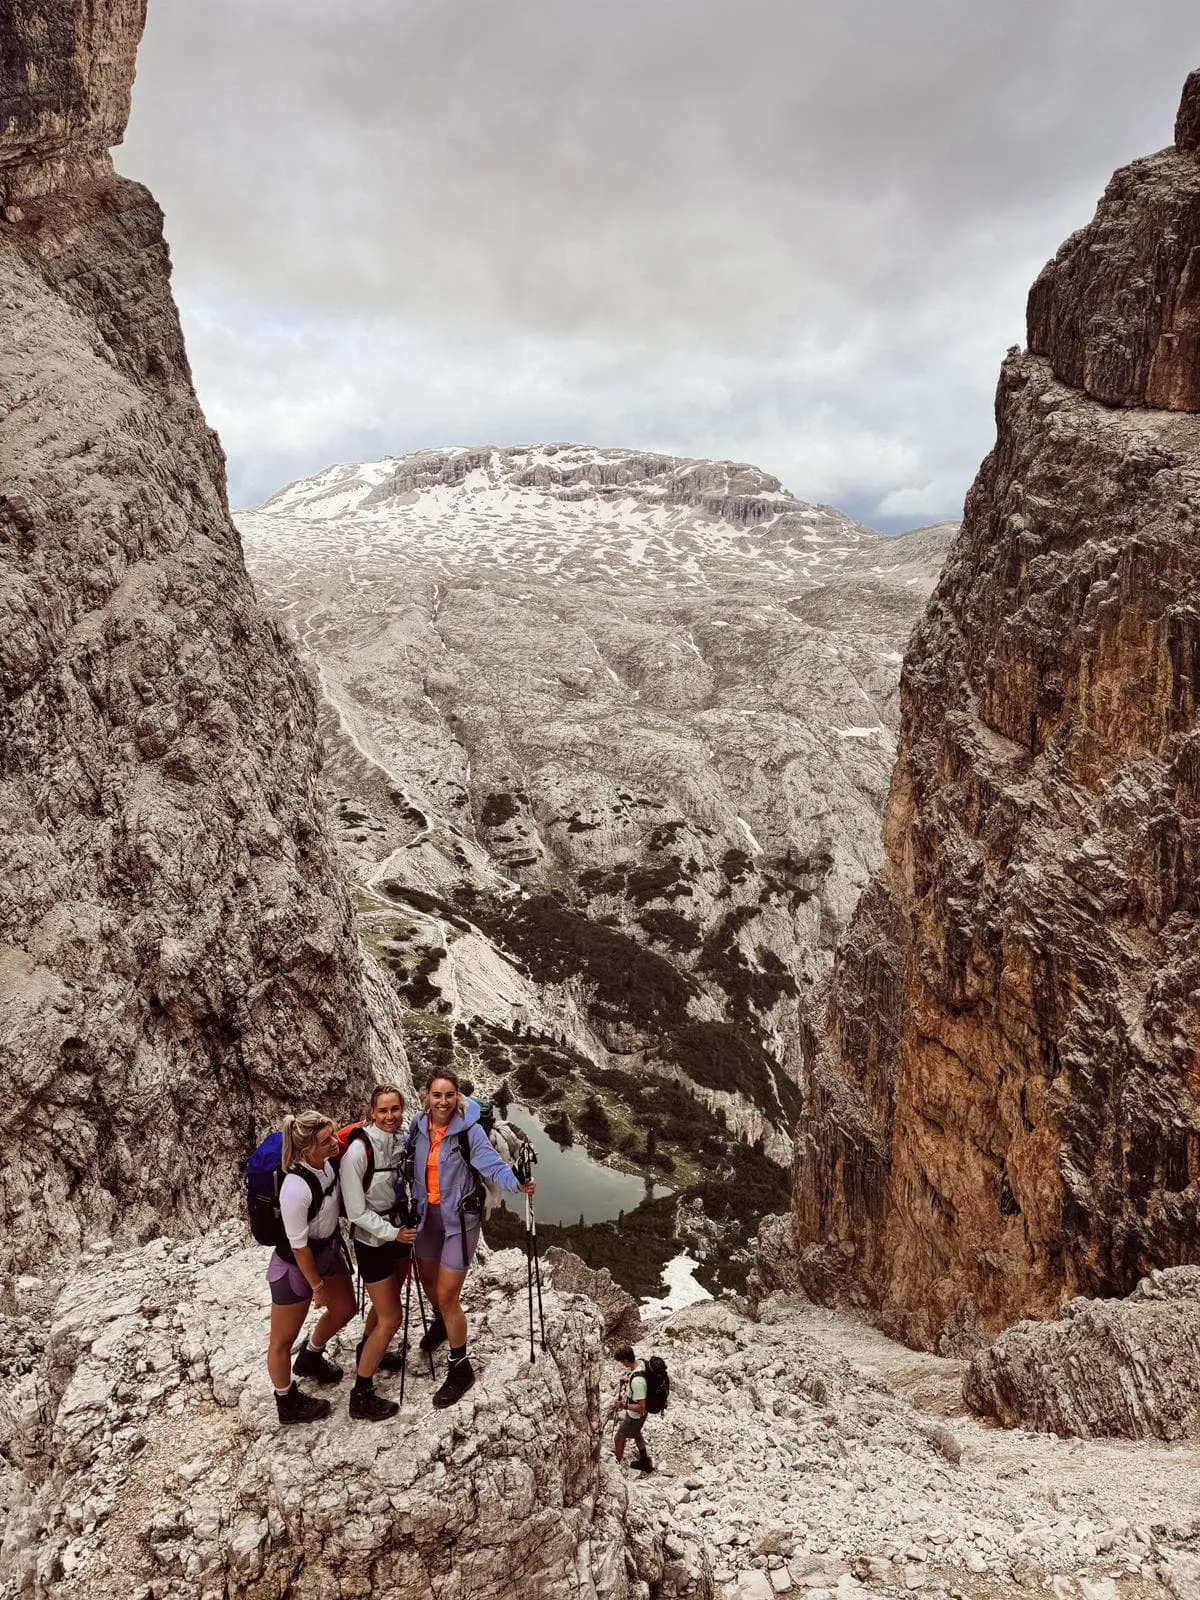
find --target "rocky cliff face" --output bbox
[793,75,1200,1350]
[0,0,395,1272]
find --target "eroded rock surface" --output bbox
[0,1228,709,1599]
[0,0,392,1272]
[545,1247,643,1346]
[5,1230,1199,1600]
[1029,69,1200,410]
[965,1267,1200,1441]
[794,75,1200,1348]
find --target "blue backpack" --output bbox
[246,1131,331,1259]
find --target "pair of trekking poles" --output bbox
[514,1135,547,1363]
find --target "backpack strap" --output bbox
[456,1126,486,1215]
[345,1125,376,1190]
[291,1166,335,1226]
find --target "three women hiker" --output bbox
[261,1071,534,1423]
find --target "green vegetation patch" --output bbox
[484,1194,679,1301]
[637,908,702,952]
[481,791,528,829]
[481,895,696,1032]
[667,1020,803,1127]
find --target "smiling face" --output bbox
[309,1121,339,1165]
[427,1076,459,1128]
[371,1090,405,1132]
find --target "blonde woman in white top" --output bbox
[266,1110,356,1425]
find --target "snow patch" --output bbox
[639,1252,713,1318]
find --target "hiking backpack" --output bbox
[245,1131,334,1259]
[336,1122,376,1189]
[641,1355,671,1415]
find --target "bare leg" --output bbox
[415,1251,440,1318]
[358,1271,403,1378]
[268,1301,309,1390]
[434,1266,469,1348]
[311,1273,357,1348]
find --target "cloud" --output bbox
[121,0,1200,522]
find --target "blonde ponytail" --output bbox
[282,1109,332,1170]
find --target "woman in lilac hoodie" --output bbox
[405,1067,535,1408]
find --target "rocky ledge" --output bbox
[0,1228,709,1599]
[4,1230,1200,1599]
[965,1266,1200,1441]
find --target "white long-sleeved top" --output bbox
[340,1123,408,1245]
[280,1160,340,1252]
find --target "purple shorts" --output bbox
[413,1211,480,1273]
[267,1236,349,1305]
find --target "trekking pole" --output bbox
[524,1188,536,1362]
[412,1270,436,1377]
[530,1198,546,1354]
[398,1259,413,1407]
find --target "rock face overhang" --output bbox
[792,72,1200,1350]
[0,0,390,1268]
[0,0,148,201]
[1028,67,1200,411]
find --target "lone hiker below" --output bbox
[610,1343,654,1473]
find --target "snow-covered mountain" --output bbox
[253,443,885,592]
[239,445,954,1283]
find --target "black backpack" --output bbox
[245,1131,335,1262]
[642,1355,670,1415]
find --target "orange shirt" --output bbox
[426,1124,448,1204]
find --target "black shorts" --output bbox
[354,1237,411,1284]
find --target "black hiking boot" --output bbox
[633,1453,654,1473]
[349,1382,400,1422]
[293,1341,343,1385]
[276,1383,331,1425]
[419,1309,447,1354]
[432,1357,475,1408]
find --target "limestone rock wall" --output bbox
[1029,69,1200,411]
[0,0,147,203]
[793,75,1200,1350]
[0,1,389,1271]
[964,1266,1200,1440]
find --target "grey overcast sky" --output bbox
[120,1,1200,526]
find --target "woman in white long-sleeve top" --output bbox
[338,1084,417,1422]
[266,1110,356,1425]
